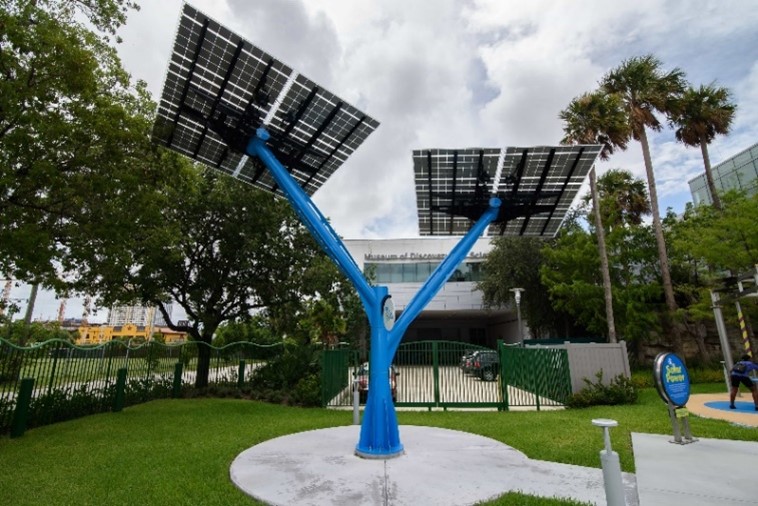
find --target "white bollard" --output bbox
[592,418,625,506]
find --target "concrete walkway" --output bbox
[632,432,758,505]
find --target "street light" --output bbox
[510,288,524,343]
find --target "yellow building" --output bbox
[76,324,187,345]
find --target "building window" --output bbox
[365,261,485,283]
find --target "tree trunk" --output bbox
[699,138,722,211]
[638,129,681,353]
[195,339,211,388]
[590,168,617,343]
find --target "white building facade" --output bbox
[344,237,521,348]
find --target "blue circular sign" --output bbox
[653,352,690,407]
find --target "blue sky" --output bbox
[10,0,758,322]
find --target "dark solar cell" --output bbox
[152,4,379,197]
[413,145,602,237]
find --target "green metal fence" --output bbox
[0,338,282,436]
[320,340,573,411]
[499,343,571,409]
[395,341,501,408]
[320,348,359,407]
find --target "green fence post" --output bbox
[498,341,509,411]
[172,362,184,398]
[533,350,542,412]
[237,360,246,388]
[432,341,440,407]
[113,368,127,412]
[10,377,35,438]
[47,342,61,396]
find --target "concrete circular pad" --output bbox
[230,425,638,506]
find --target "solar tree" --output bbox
[154,4,602,458]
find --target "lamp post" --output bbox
[510,288,524,342]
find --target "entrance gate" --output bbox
[321,341,572,410]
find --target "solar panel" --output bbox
[153,4,379,196]
[413,145,603,237]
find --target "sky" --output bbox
[8,0,758,322]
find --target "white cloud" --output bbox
[17,0,758,320]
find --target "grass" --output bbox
[0,384,755,506]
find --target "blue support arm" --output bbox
[388,197,501,356]
[246,128,376,309]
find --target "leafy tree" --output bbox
[540,194,661,347]
[672,191,758,276]
[478,233,587,339]
[666,192,758,362]
[213,315,280,347]
[77,167,353,388]
[1,320,73,344]
[0,0,149,289]
[669,84,737,210]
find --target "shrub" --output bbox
[631,365,725,390]
[249,343,322,406]
[566,371,638,408]
[290,373,321,407]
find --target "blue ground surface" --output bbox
[705,400,758,413]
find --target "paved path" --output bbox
[632,432,758,505]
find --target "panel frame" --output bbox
[152,4,379,197]
[413,145,602,237]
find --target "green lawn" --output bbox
[0,384,755,506]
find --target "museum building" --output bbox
[344,237,519,348]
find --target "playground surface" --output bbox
[686,392,758,427]
[229,392,758,505]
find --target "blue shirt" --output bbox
[730,360,758,378]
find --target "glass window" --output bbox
[402,263,417,282]
[389,264,402,283]
[416,262,433,281]
[736,162,757,187]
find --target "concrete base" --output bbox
[230,425,638,506]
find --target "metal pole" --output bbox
[249,128,501,458]
[710,290,733,371]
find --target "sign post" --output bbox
[653,352,696,445]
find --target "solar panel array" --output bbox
[413,145,602,237]
[153,4,379,196]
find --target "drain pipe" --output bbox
[592,418,625,506]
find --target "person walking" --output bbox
[729,354,758,410]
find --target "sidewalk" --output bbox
[632,432,758,505]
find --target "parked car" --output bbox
[469,350,499,381]
[355,362,398,403]
[459,350,478,373]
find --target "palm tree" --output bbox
[669,84,736,210]
[589,168,651,230]
[560,91,631,160]
[600,55,687,322]
[560,91,631,343]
